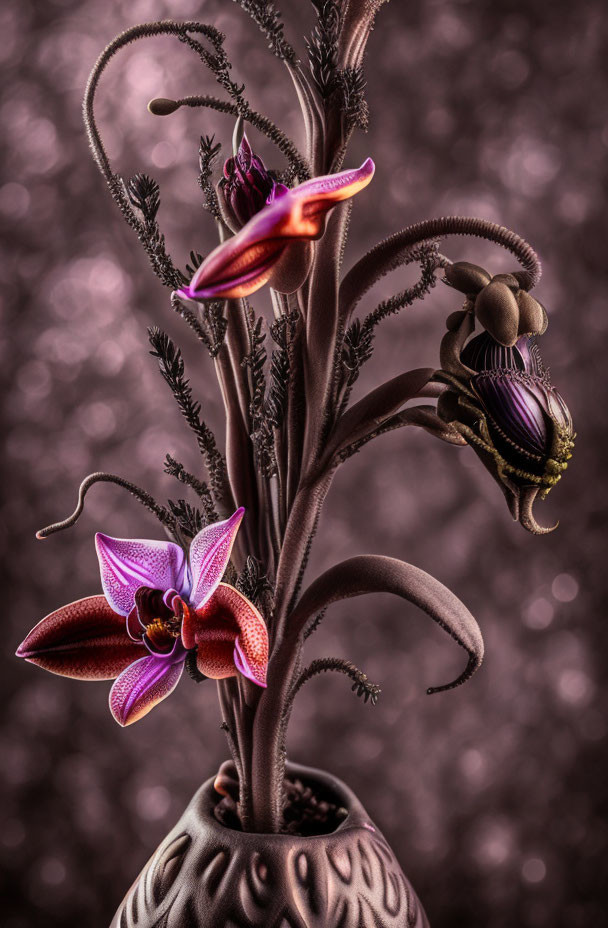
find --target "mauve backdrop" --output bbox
[2,0,607,925]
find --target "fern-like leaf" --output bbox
[148,328,229,502]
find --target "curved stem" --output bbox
[152,95,311,181]
[339,217,542,323]
[84,21,241,188]
[36,473,175,540]
[289,657,381,705]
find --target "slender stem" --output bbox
[36,472,175,540]
[156,95,310,181]
[84,21,246,187]
[303,201,353,462]
[339,217,542,323]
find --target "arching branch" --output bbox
[290,657,381,705]
[36,473,175,540]
[83,21,247,187]
[287,555,484,694]
[327,367,436,461]
[337,404,467,461]
[339,217,542,323]
[148,95,310,181]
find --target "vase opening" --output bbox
[214,764,351,836]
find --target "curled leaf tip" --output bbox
[427,653,480,695]
[519,487,558,535]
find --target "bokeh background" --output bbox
[2,0,607,925]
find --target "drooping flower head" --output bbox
[177,158,375,301]
[436,266,574,533]
[465,332,574,487]
[17,509,269,726]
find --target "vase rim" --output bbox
[196,760,375,841]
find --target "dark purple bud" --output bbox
[472,370,574,474]
[219,134,276,228]
[439,326,573,532]
[461,332,543,376]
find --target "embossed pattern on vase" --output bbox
[111,764,429,928]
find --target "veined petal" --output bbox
[109,652,185,727]
[189,508,244,611]
[95,534,188,617]
[16,596,146,680]
[177,159,375,301]
[183,583,268,687]
[473,372,549,457]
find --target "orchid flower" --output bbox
[16,509,269,726]
[177,158,375,301]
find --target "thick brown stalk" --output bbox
[303,202,353,462]
[248,466,335,832]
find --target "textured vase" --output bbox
[111,763,429,928]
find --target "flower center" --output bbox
[145,614,181,651]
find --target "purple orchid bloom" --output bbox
[17,509,269,726]
[177,158,375,301]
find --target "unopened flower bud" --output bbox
[218,134,276,230]
[445,261,548,347]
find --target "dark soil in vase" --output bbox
[111,763,429,928]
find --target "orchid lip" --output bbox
[143,635,187,662]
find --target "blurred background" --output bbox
[1,0,607,925]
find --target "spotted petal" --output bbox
[16,596,147,680]
[189,508,244,611]
[95,534,188,617]
[177,159,375,300]
[109,647,186,727]
[182,583,268,687]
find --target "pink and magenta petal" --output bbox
[16,596,147,680]
[188,508,244,611]
[177,159,375,301]
[290,157,375,209]
[95,534,188,617]
[109,652,185,727]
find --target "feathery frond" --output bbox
[292,657,381,705]
[148,328,229,502]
